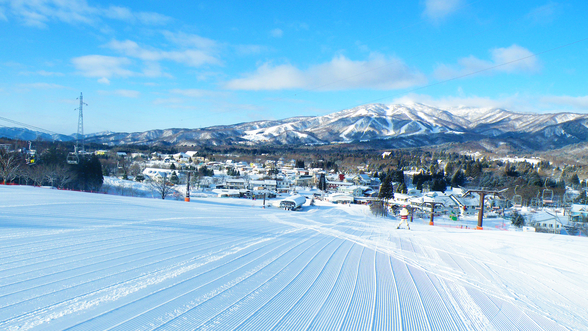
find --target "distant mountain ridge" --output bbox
[3,103,588,151]
[0,127,74,142]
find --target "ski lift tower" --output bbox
[76,92,87,153]
[463,188,507,230]
[67,93,87,165]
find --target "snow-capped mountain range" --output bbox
[4,103,588,151]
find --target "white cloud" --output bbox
[2,0,96,28]
[234,44,267,55]
[97,77,110,84]
[434,44,540,80]
[226,63,304,90]
[0,7,7,21]
[134,12,172,25]
[525,2,561,24]
[170,89,228,98]
[106,39,221,67]
[2,0,171,28]
[225,53,426,91]
[18,70,64,76]
[491,45,539,72]
[392,93,525,110]
[540,95,588,110]
[98,89,141,98]
[162,31,218,51]
[37,70,64,76]
[392,93,588,114]
[73,35,220,82]
[18,82,67,89]
[153,97,185,105]
[72,55,134,79]
[423,0,463,20]
[270,28,283,38]
[102,5,133,21]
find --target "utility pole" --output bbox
[185,171,191,202]
[463,189,507,230]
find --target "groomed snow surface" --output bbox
[1,186,587,330]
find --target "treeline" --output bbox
[374,150,581,206]
[0,146,103,191]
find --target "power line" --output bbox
[0,115,63,137]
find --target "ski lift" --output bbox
[542,178,554,206]
[67,146,79,165]
[530,191,543,210]
[512,195,523,208]
[25,142,37,165]
[542,188,554,205]
[66,152,79,165]
[512,185,522,208]
[25,152,36,165]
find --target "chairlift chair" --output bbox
[512,185,523,208]
[542,188,554,205]
[67,152,79,165]
[512,195,523,208]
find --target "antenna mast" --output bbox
[76,92,87,152]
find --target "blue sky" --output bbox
[1,0,587,135]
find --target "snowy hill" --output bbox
[0,127,74,142]
[4,103,588,150]
[76,103,588,149]
[1,185,587,330]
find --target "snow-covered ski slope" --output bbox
[1,186,587,330]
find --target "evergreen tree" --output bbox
[396,182,407,194]
[451,169,465,187]
[444,162,455,177]
[379,171,387,183]
[575,190,587,204]
[75,155,103,191]
[170,171,179,185]
[391,170,405,184]
[317,173,327,191]
[378,173,394,201]
[570,173,580,188]
[511,210,525,228]
[431,178,446,192]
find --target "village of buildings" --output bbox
[103,149,588,236]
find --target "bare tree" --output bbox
[129,161,144,179]
[53,164,76,189]
[150,174,175,199]
[44,164,59,188]
[0,150,23,184]
[25,164,47,186]
[117,156,132,179]
[191,172,202,190]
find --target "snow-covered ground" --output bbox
[1,185,587,330]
